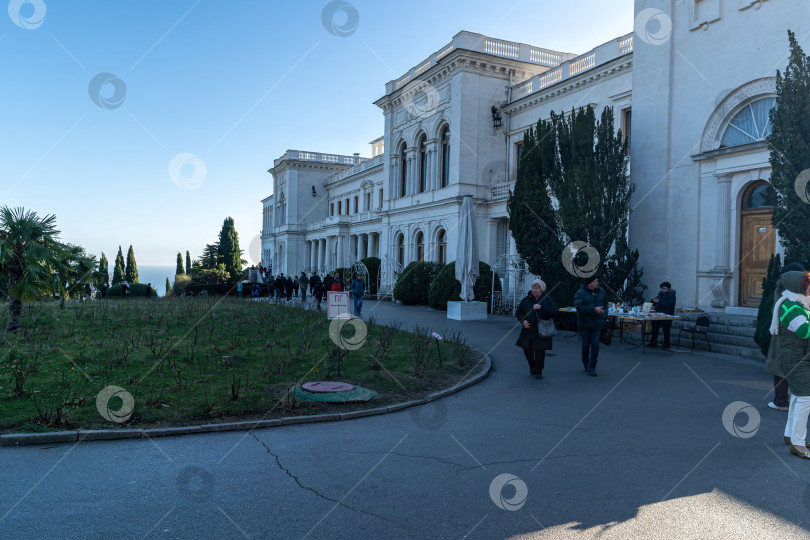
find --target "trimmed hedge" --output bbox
[106,283,157,298]
[428,261,501,311]
[393,261,444,305]
[361,257,381,295]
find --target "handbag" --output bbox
[537,317,557,338]
[600,325,613,346]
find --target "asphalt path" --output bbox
[2,299,810,539]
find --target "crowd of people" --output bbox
[241,270,367,316]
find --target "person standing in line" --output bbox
[100,281,108,299]
[575,275,608,376]
[308,272,316,295]
[515,280,558,379]
[649,282,676,348]
[314,279,326,309]
[285,276,294,301]
[293,276,300,298]
[771,270,810,459]
[84,282,92,301]
[350,273,366,316]
[767,262,806,411]
[330,271,343,292]
[122,280,130,297]
[299,272,309,303]
[236,281,243,297]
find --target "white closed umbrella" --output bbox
[455,195,480,302]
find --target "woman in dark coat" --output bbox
[515,279,558,379]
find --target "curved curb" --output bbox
[0,349,492,446]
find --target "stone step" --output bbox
[671,320,756,337]
[678,312,758,328]
[619,330,765,359]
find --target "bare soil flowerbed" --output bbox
[0,298,479,433]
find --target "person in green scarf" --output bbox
[771,270,810,459]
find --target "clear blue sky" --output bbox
[0,0,634,265]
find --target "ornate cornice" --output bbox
[375,49,543,112]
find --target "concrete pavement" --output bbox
[1,299,809,539]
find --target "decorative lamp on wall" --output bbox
[491,106,502,129]
[312,186,317,197]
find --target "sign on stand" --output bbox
[327,291,350,319]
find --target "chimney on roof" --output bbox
[353,152,360,163]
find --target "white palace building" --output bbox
[262,0,806,313]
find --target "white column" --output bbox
[407,154,414,195]
[337,235,344,268]
[326,236,334,269]
[369,233,377,258]
[391,158,398,199]
[715,172,732,269]
[317,239,324,272]
[427,150,434,190]
[310,241,316,271]
[359,234,367,259]
[434,144,442,188]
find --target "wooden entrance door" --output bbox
[739,208,775,307]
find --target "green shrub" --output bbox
[361,257,381,295]
[428,261,501,311]
[393,261,444,305]
[106,283,157,298]
[172,274,191,296]
[755,254,782,356]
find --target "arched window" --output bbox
[743,182,773,209]
[399,143,408,197]
[418,135,427,193]
[416,231,424,262]
[437,229,446,264]
[721,97,777,148]
[396,233,405,266]
[440,125,450,188]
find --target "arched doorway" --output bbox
[738,181,775,307]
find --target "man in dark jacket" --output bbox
[574,275,608,376]
[350,273,366,316]
[649,281,676,348]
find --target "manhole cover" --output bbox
[302,381,355,393]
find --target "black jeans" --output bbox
[579,329,601,371]
[650,320,672,347]
[522,348,546,374]
[774,375,790,408]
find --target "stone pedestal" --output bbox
[447,301,488,321]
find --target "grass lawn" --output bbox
[0,297,480,433]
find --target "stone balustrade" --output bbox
[509,33,633,101]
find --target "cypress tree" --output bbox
[508,105,644,304]
[770,31,810,265]
[507,119,566,296]
[217,217,241,281]
[176,252,185,275]
[201,242,220,269]
[112,246,125,284]
[755,254,782,356]
[165,277,172,297]
[98,252,109,285]
[125,245,139,283]
[185,250,192,275]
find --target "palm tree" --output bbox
[0,206,62,332]
[54,243,97,309]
